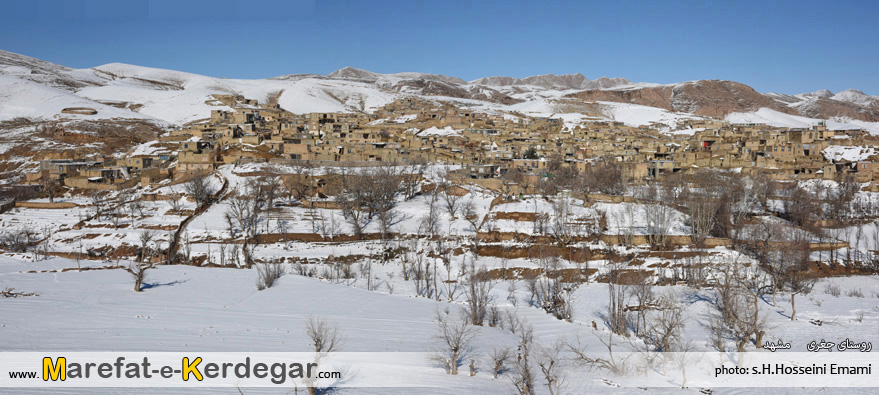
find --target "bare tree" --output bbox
[551,196,582,246]
[432,308,479,375]
[401,160,427,200]
[510,325,536,395]
[168,192,184,213]
[567,330,629,374]
[226,193,261,239]
[581,157,626,196]
[138,229,156,263]
[629,271,654,336]
[184,175,215,208]
[335,169,374,239]
[647,290,684,352]
[89,190,108,221]
[371,165,406,242]
[775,236,815,321]
[124,261,155,292]
[419,191,441,237]
[305,315,345,354]
[536,340,567,395]
[463,261,494,326]
[640,183,675,247]
[606,261,630,335]
[281,163,314,203]
[304,315,344,395]
[438,172,464,219]
[529,251,576,321]
[40,177,59,204]
[487,346,512,379]
[462,200,482,233]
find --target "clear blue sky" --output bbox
[2,0,877,95]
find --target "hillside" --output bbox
[2,49,879,131]
[2,47,879,176]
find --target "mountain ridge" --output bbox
[1,48,879,126]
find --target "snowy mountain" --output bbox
[1,48,879,134]
[801,89,834,99]
[831,89,879,106]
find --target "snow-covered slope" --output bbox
[0,75,161,123]
[74,63,398,124]
[3,49,879,133]
[725,108,879,133]
[0,49,103,91]
[831,89,879,106]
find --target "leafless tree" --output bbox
[647,290,685,352]
[606,260,631,335]
[316,211,341,241]
[567,330,629,375]
[499,168,526,199]
[438,173,463,219]
[124,261,155,292]
[487,346,512,379]
[226,193,261,239]
[529,251,576,321]
[629,271,654,336]
[462,200,481,233]
[305,315,345,354]
[371,165,406,242]
[138,229,156,263]
[40,177,59,204]
[463,261,494,326]
[184,174,216,208]
[419,191,441,237]
[109,206,124,229]
[168,192,183,213]
[751,173,775,212]
[335,170,373,239]
[401,160,427,200]
[581,156,626,196]
[536,340,567,395]
[510,325,536,395]
[90,190,108,221]
[432,308,479,375]
[0,227,35,253]
[551,196,581,246]
[706,256,769,361]
[774,236,815,321]
[281,163,315,203]
[304,315,344,395]
[640,184,674,247]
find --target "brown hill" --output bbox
[565,80,798,118]
[794,98,879,122]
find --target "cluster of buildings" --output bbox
[26,94,879,191]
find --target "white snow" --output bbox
[417,126,462,137]
[0,75,162,123]
[822,145,878,162]
[726,108,879,134]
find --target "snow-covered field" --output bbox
[1,254,877,393]
[1,163,878,393]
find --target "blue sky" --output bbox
[1,0,877,95]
